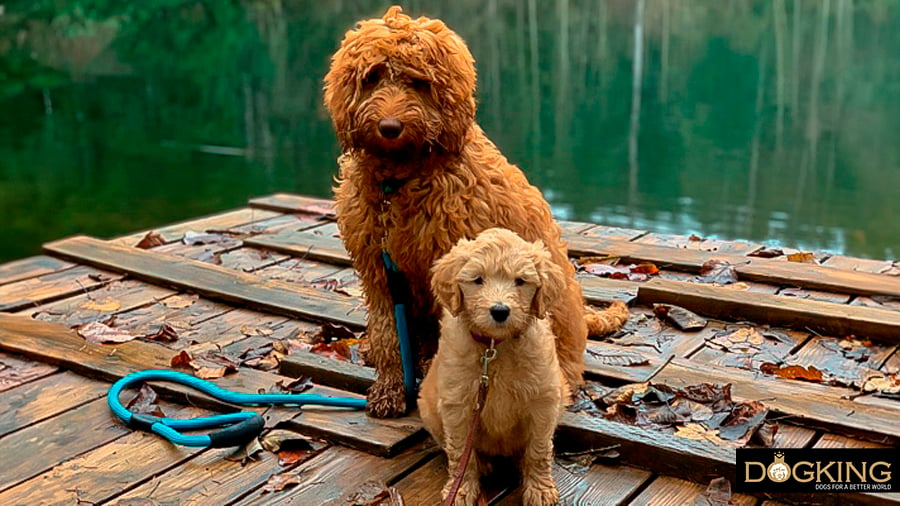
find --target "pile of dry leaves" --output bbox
[570,381,775,448]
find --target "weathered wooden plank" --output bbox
[628,475,756,506]
[556,411,735,484]
[113,207,282,246]
[0,314,420,456]
[248,193,335,215]
[391,455,447,505]
[579,275,640,305]
[567,235,900,298]
[637,278,900,343]
[0,265,123,313]
[254,256,349,286]
[635,232,763,255]
[15,279,176,327]
[557,220,599,234]
[114,447,303,506]
[823,255,896,274]
[0,430,201,506]
[0,372,107,438]
[281,351,376,395]
[234,441,436,506]
[774,424,818,449]
[227,212,327,236]
[0,256,74,286]
[0,397,126,493]
[0,352,58,393]
[496,460,652,505]
[285,407,423,458]
[245,226,352,267]
[44,236,365,328]
[579,224,647,241]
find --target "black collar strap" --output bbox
[379,177,408,195]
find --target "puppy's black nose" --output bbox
[378,118,403,139]
[490,304,510,323]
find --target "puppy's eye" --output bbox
[473,277,483,285]
[362,67,383,88]
[515,278,525,287]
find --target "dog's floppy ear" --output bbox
[531,240,565,319]
[430,240,471,316]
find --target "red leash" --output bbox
[443,340,497,506]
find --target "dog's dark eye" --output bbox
[474,277,483,285]
[362,67,383,88]
[515,278,525,287]
[410,77,431,93]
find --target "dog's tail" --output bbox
[585,301,630,337]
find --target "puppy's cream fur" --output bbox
[420,228,568,506]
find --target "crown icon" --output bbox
[774,451,784,459]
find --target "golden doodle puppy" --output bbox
[325,6,629,418]
[419,228,569,506]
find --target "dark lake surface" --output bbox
[1,1,898,262]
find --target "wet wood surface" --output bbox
[0,192,896,505]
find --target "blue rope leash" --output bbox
[382,251,417,408]
[108,369,366,447]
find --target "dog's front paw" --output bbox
[366,378,407,418]
[441,478,481,506]
[522,482,559,506]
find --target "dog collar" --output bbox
[378,177,408,195]
[471,333,504,346]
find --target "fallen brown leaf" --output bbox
[674,423,729,446]
[76,321,138,344]
[161,295,198,309]
[653,304,708,331]
[344,480,402,506]
[261,469,305,493]
[787,252,816,264]
[146,323,179,342]
[135,231,165,249]
[170,350,193,368]
[761,363,824,382]
[694,477,732,506]
[697,259,739,285]
[182,231,229,245]
[586,348,650,367]
[241,325,274,337]
[81,297,122,312]
[125,384,166,417]
[749,247,783,258]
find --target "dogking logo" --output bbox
[766,452,790,483]
[737,448,897,494]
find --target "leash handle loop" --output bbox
[108,369,365,447]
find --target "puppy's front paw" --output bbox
[366,378,407,418]
[522,482,559,506]
[441,478,481,506]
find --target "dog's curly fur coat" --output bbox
[325,6,629,418]
[420,228,569,506]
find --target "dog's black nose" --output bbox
[378,118,403,139]
[490,304,510,323]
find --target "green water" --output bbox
[1,1,898,263]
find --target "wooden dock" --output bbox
[0,193,898,505]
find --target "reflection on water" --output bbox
[0,0,898,261]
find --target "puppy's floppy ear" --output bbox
[530,240,565,319]
[430,240,471,316]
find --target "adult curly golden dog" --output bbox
[325,6,628,418]
[420,228,569,506]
